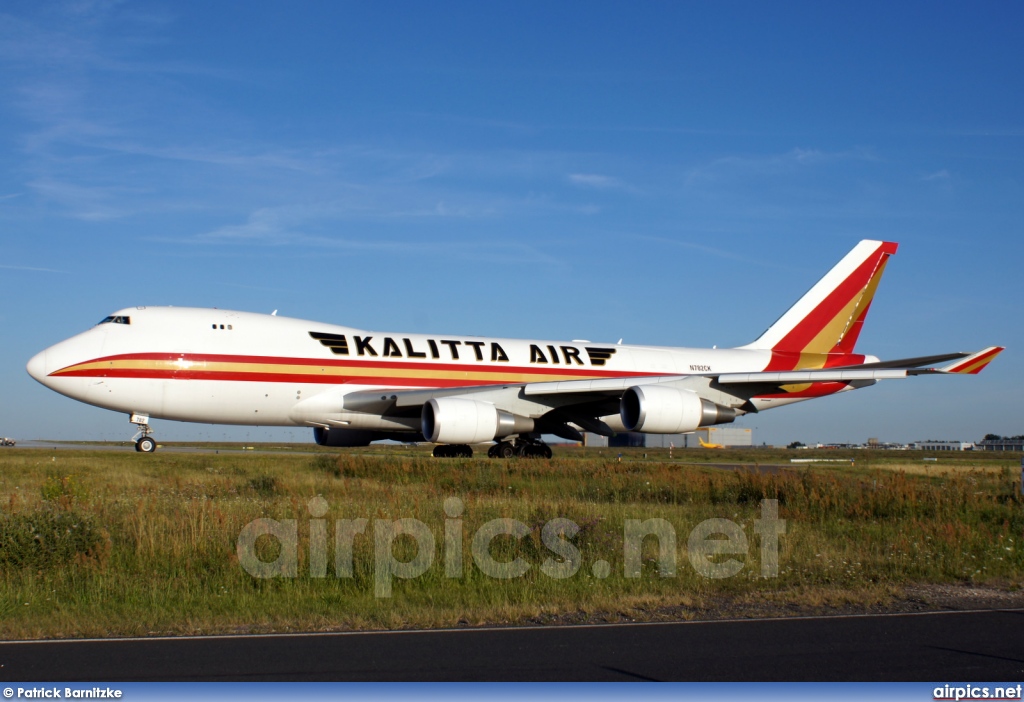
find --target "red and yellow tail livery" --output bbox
[743,240,898,373]
[936,347,1005,375]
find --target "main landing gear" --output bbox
[130,413,157,453]
[432,444,473,458]
[431,438,553,459]
[487,438,552,459]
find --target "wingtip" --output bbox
[940,346,1005,374]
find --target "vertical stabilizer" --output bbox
[742,240,898,355]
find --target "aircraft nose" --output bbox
[26,349,49,383]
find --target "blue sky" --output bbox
[1,1,1021,445]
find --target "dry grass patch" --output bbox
[0,447,1021,639]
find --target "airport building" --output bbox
[976,438,1024,451]
[606,427,753,449]
[913,440,975,451]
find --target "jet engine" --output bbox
[421,398,534,444]
[620,386,737,434]
[313,426,377,447]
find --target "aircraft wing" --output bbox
[716,368,909,384]
[340,347,1004,408]
[525,347,1006,392]
[328,346,1003,438]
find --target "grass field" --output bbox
[0,445,1021,639]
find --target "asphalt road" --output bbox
[2,609,1023,681]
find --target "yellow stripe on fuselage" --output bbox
[54,358,604,384]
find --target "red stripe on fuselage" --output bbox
[51,368,586,387]
[50,352,662,384]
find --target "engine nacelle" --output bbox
[313,426,376,447]
[620,386,737,434]
[421,398,534,444]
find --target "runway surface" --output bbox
[2,609,1023,681]
[13,441,309,455]
[11,442,792,471]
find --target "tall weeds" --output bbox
[0,447,1020,638]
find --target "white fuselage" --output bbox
[27,306,809,430]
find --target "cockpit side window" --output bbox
[98,315,131,325]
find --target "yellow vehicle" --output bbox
[698,436,724,449]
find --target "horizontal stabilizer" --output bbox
[838,352,972,370]
[911,346,1005,375]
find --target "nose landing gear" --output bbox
[130,413,157,453]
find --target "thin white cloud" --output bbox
[568,173,622,189]
[218,282,293,293]
[199,206,309,245]
[922,169,951,181]
[26,179,135,220]
[0,264,61,273]
[684,147,877,186]
[194,200,480,245]
[85,141,330,173]
[636,235,794,270]
[186,204,560,265]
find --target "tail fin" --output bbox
[742,240,898,355]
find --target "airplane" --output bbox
[26,240,1003,457]
[698,436,725,449]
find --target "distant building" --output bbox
[640,433,687,448]
[608,427,752,448]
[913,440,974,451]
[976,438,1024,451]
[608,432,646,448]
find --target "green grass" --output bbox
[0,445,1021,639]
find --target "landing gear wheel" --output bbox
[433,444,473,458]
[505,438,552,459]
[487,439,549,459]
[129,414,155,452]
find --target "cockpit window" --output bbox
[98,315,131,325]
